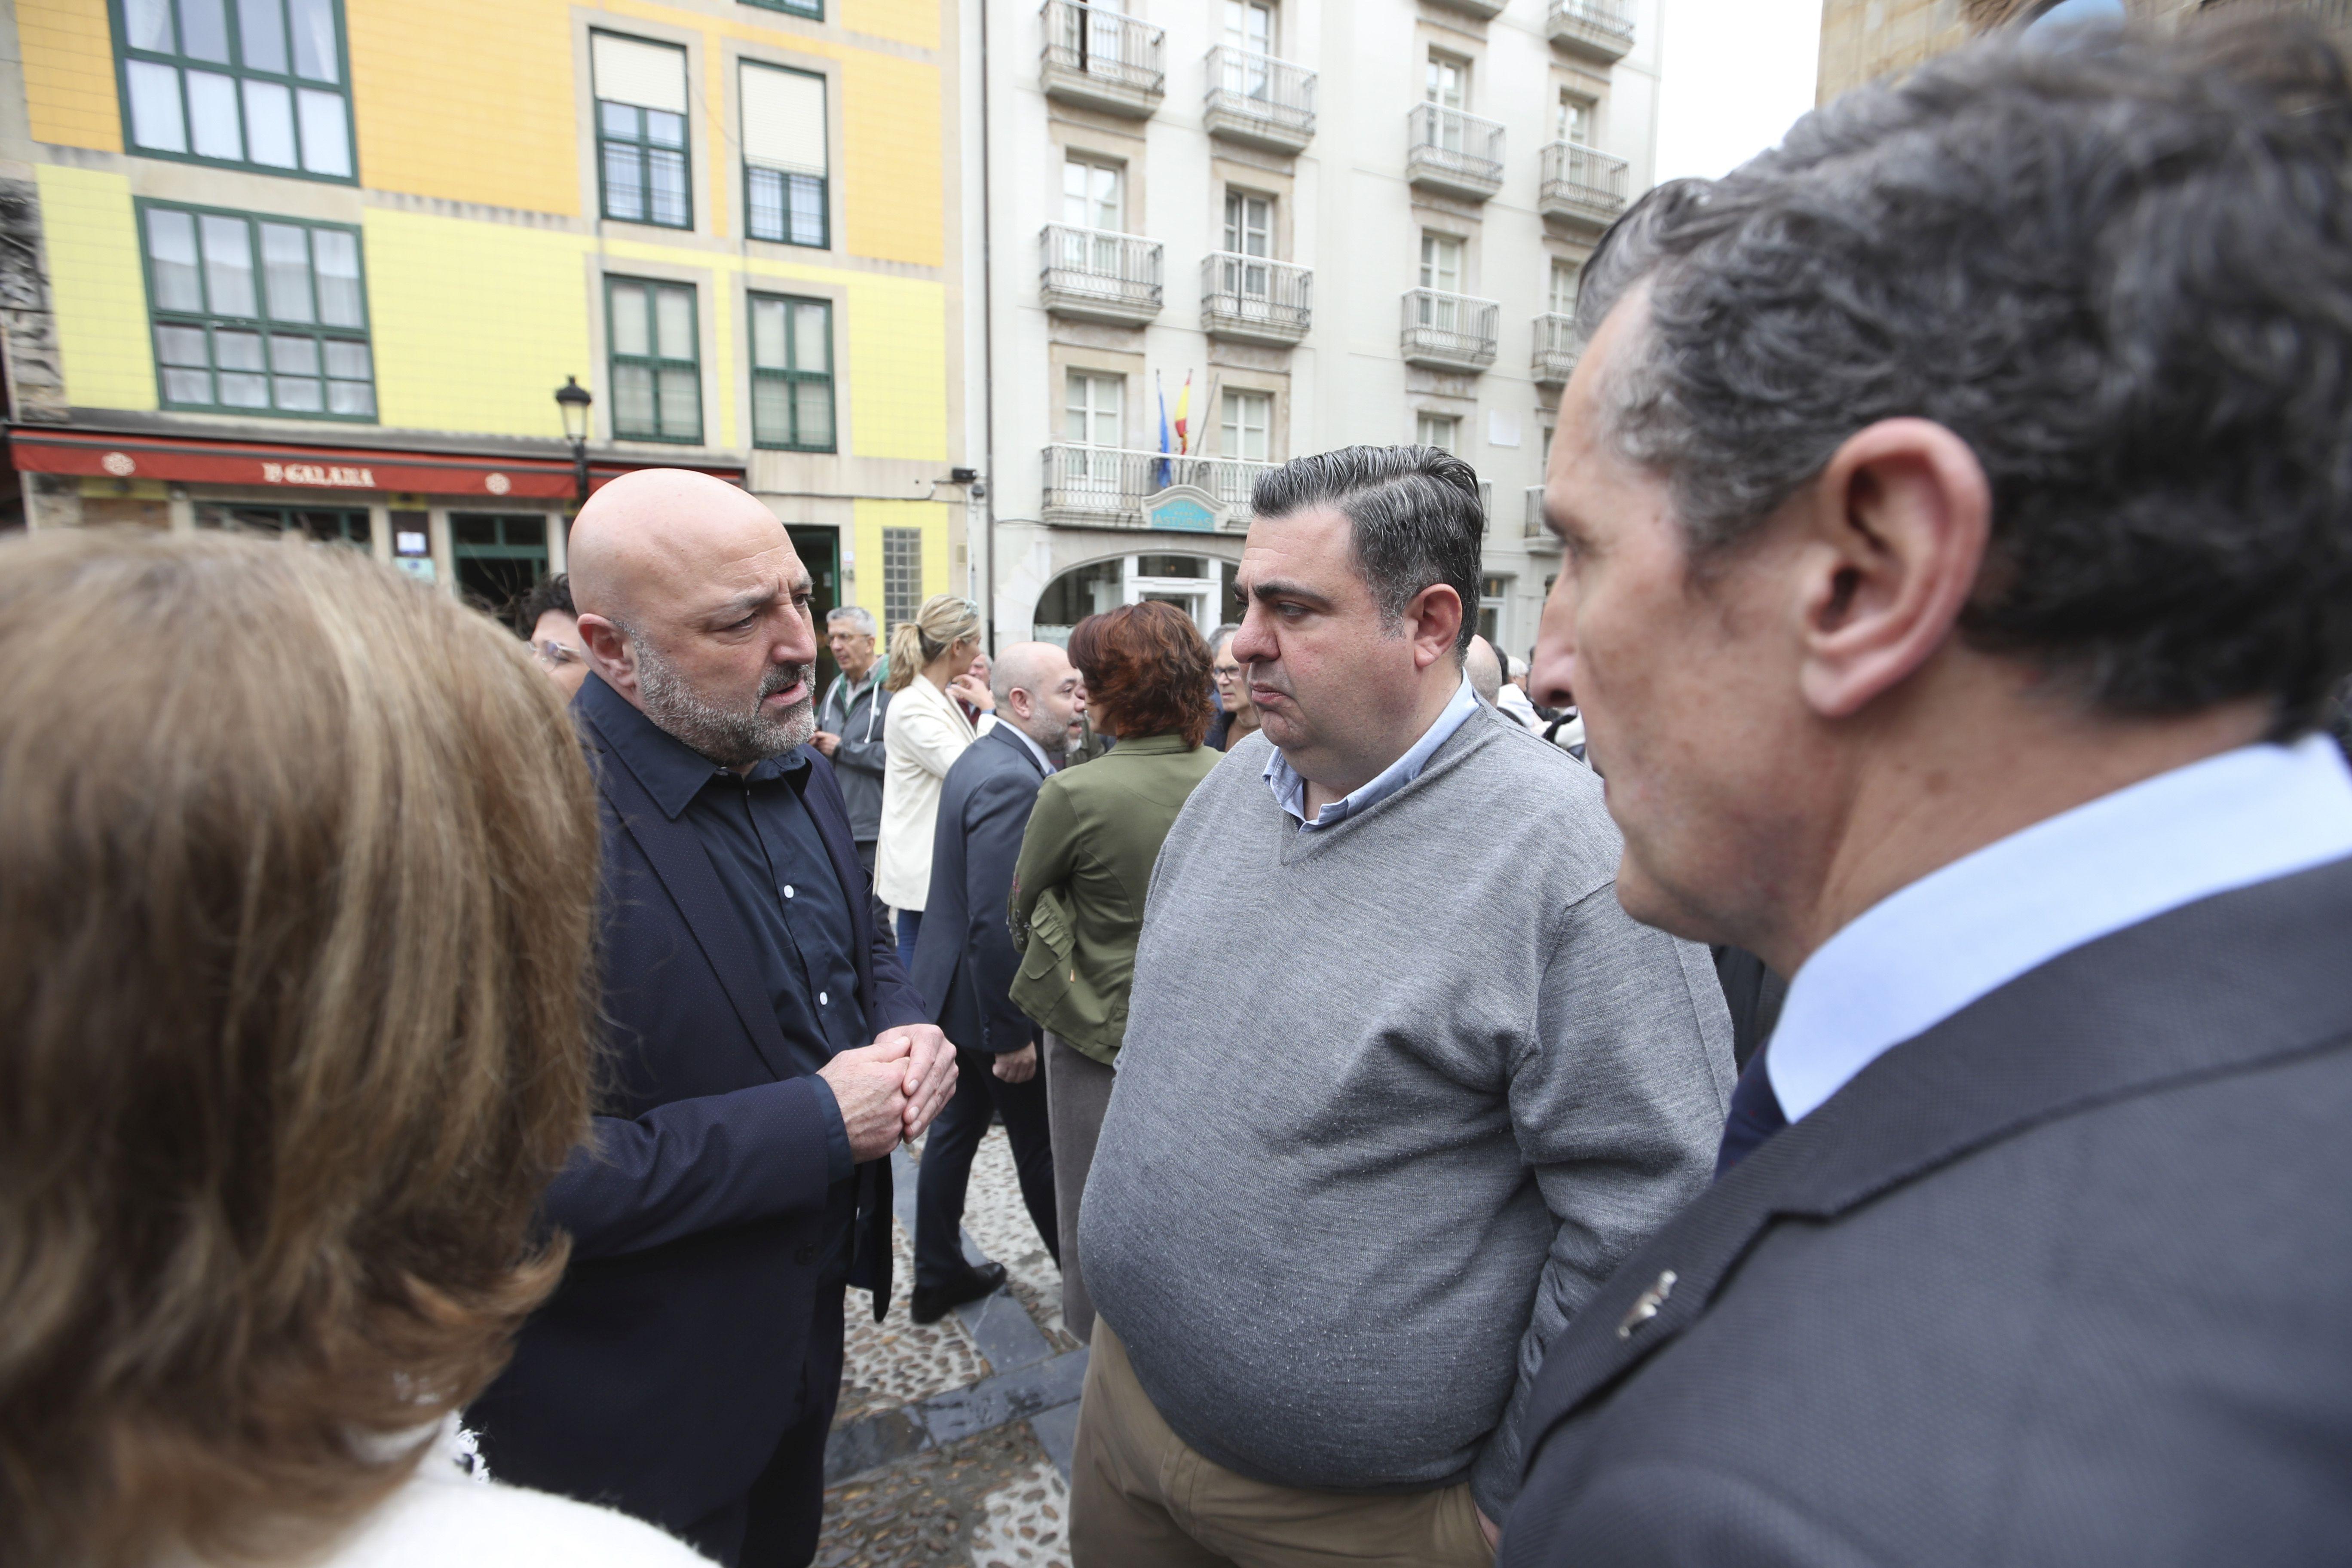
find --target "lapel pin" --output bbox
[1617,1269,1677,1339]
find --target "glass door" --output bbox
[1223,190,1274,312]
[1426,54,1467,153]
[1062,158,1125,285]
[1066,370,1125,493]
[1420,232,1464,332]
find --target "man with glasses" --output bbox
[815,605,892,929]
[520,573,589,701]
[1206,626,1260,751]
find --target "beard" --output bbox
[635,639,816,767]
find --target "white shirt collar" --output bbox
[1768,734,2352,1124]
[1001,720,1054,775]
[1263,672,1481,830]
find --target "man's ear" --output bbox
[576,612,639,698]
[1794,418,1990,720]
[1405,583,1466,672]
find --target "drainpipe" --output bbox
[979,0,1000,652]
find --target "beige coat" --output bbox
[875,672,977,911]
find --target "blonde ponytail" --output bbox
[883,594,983,692]
[884,619,925,692]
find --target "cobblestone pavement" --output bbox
[818,1126,1077,1568]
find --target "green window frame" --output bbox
[742,0,823,16]
[594,33,692,229]
[112,0,355,182]
[606,276,703,444]
[882,527,922,634]
[741,61,828,249]
[140,200,376,420]
[749,293,835,452]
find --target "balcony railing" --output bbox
[1041,444,1276,528]
[1203,47,1316,151]
[1539,140,1630,231]
[1546,0,1635,61]
[1039,225,1163,324]
[1531,312,1581,385]
[1400,288,1500,371]
[1406,103,1505,201]
[1040,0,1165,118]
[1524,485,1560,547]
[1201,252,1312,344]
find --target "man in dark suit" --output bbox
[1507,21,2352,1563]
[906,642,1083,1323]
[467,469,959,1568]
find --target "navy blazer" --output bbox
[909,722,1049,1054]
[469,680,928,1537]
[1500,855,2352,1566]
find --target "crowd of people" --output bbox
[5,18,2352,1568]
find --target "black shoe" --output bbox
[910,1261,1007,1325]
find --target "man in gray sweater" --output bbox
[1072,446,1734,1566]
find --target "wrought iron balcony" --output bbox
[1203,47,1316,152]
[1400,288,1500,372]
[1039,225,1163,325]
[1406,104,1505,202]
[1546,0,1635,62]
[1040,0,1164,119]
[1201,253,1312,345]
[1532,312,1581,386]
[1540,141,1630,233]
[1041,444,1276,529]
[1524,485,1561,548]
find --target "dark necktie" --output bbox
[1715,1045,1788,1178]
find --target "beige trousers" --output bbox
[1070,1317,1494,1568]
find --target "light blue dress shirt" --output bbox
[1263,672,1481,830]
[1769,734,2352,1124]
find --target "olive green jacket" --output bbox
[1007,733,1221,1064]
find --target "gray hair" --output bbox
[1577,18,2352,727]
[825,605,876,637]
[1249,446,1485,657]
[1208,622,1242,653]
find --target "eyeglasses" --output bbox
[533,639,585,669]
[1213,664,1245,680]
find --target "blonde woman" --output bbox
[877,594,993,965]
[0,531,710,1568]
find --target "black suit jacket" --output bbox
[1502,854,2352,1566]
[909,722,1048,1053]
[469,690,928,1536]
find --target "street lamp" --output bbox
[554,376,593,502]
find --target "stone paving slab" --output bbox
[819,1127,1082,1565]
[815,1422,1070,1568]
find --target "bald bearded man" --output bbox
[467,470,958,1568]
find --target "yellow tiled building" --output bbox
[0,0,968,635]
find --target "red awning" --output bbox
[4,427,743,499]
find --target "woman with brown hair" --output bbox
[1006,601,1221,1343]
[0,532,708,1568]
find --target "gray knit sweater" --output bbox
[1080,706,1734,1517]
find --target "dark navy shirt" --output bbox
[582,674,866,1182]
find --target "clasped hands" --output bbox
[819,1024,959,1162]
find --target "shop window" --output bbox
[594,33,691,229]
[882,526,923,634]
[743,62,827,248]
[116,0,355,180]
[195,503,368,543]
[606,276,702,443]
[451,513,550,627]
[142,202,375,419]
[750,293,835,451]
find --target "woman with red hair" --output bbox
[1007,602,1219,1342]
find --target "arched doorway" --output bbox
[1031,554,1247,646]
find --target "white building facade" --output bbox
[959,0,1663,658]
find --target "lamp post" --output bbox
[554,376,593,503]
